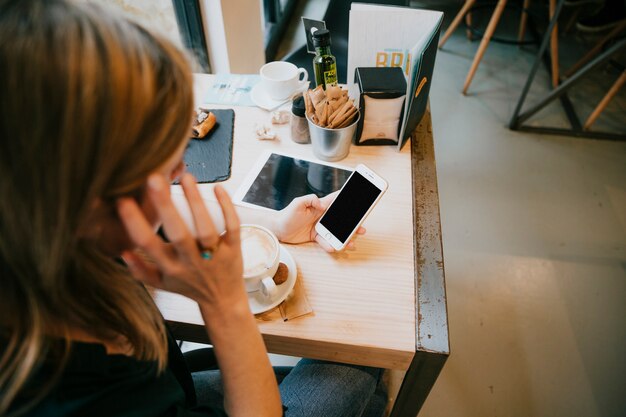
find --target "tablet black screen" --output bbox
[242,153,352,210]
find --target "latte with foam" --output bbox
[241,226,278,277]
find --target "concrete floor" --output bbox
[419,3,625,417]
[278,1,626,416]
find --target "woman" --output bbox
[0,1,386,416]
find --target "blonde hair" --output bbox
[0,0,193,414]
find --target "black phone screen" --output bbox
[319,171,382,243]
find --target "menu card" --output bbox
[347,4,443,150]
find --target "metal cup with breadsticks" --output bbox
[304,85,358,129]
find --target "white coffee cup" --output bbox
[260,61,308,101]
[240,224,280,300]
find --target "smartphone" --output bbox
[315,164,387,251]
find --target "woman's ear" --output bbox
[77,198,105,240]
[78,197,135,255]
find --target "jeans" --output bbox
[192,359,387,417]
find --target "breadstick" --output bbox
[328,100,353,125]
[326,85,342,100]
[329,95,347,114]
[336,110,358,128]
[192,111,216,138]
[316,100,329,126]
[310,86,325,108]
[304,90,313,117]
[323,101,332,127]
[330,106,357,129]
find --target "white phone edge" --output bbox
[315,164,388,251]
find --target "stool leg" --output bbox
[549,0,559,87]
[439,0,477,48]
[564,8,581,33]
[583,71,626,130]
[466,11,473,40]
[518,0,531,44]
[462,0,508,94]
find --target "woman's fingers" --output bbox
[315,234,335,253]
[292,193,320,210]
[116,197,177,273]
[319,191,338,210]
[214,185,240,245]
[180,173,219,250]
[147,174,198,259]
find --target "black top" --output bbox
[291,96,306,117]
[6,330,221,417]
[312,29,331,47]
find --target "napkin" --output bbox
[255,278,313,322]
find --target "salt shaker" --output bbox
[290,96,310,144]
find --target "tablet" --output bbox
[234,151,353,211]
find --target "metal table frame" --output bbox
[509,0,626,141]
[390,111,450,416]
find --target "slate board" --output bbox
[182,109,234,183]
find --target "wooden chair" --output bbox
[439,0,560,94]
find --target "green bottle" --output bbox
[312,29,337,89]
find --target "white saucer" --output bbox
[250,83,291,111]
[248,245,297,315]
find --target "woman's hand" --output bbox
[117,173,248,313]
[119,173,283,416]
[274,193,365,252]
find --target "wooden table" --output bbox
[155,74,449,416]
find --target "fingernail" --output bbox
[148,175,162,191]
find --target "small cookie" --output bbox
[272,262,289,285]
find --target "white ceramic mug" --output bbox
[240,224,280,300]
[260,61,308,101]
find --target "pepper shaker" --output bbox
[290,96,310,144]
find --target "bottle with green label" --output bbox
[312,29,337,90]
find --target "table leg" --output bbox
[510,0,564,129]
[389,351,448,417]
[511,37,625,129]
